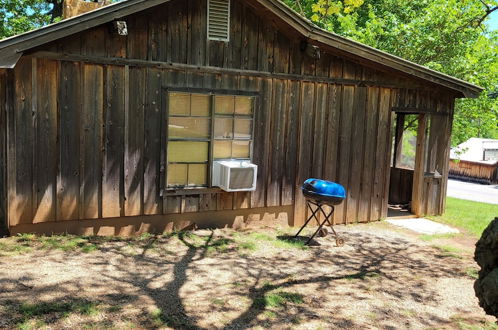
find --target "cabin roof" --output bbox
[450,138,498,165]
[0,0,483,98]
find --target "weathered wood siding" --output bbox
[5,0,457,230]
[449,160,498,184]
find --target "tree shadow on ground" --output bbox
[0,227,490,329]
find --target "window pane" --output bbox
[234,119,252,139]
[169,117,210,139]
[214,118,233,139]
[235,96,253,115]
[215,95,234,114]
[191,94,210,116]
[169,92,190,116]
[168,164,187,186]
[188,164,207,186]
[168,141,209,162]
[232,141,250,158]
[214,140,232,159]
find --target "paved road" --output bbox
[447,179,498,205]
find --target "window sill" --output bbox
[164,187,224,196]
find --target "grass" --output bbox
[255,291,304,309]
[419,233,460,242]
[12,300,101,329]
[428,197,498,237]
[232,232,308,253]
[433,244,464,259]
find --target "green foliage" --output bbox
[428,197,498,237]
[2,0,497,143]
[284,0,498,145]
[0,0,61,40]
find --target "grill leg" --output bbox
[294,202,321,238]
[306,203,334,245]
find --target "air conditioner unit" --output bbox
[212,160,258,192]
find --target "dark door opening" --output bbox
[388,113,418,218]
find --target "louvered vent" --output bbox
[208,0,230,41]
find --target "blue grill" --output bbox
[294,179,346,246]
[301,178,346,205]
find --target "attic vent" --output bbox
[208,0,230,41]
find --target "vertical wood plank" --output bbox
[11,58,33,225]
[293,82,314,227]
[33,59,57,223]
[102,65,125,218]
[80,64,103,220]
[412,114,428,216]
[58,61,81,221]
[334,85,354,224]
[6,67,16,228]
[358,87,379,222]
[251,78,271,208]
[188,0,206,66]
[267,79,286,207]
[81,26,106,57]
[0,71,8,230]
[241,4,259,71]
[257,19,275,72]
[371,88,391,220]
[127,14,149,60]
[380,90,395,219]
[149,4,168,61]
[312,83,328,178]
[144,68,163,215]
[273,32,290,73]
[281,80,300,206]
[125,67,145,216]
[169,0,188,63]
[322,84,341,183]
[226,0,243,68]
[346,86,367,223]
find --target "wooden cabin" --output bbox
[0,0,482,235]
[450,138,498,184]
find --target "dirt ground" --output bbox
[0,222,496,329]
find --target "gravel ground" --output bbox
[0,222,495,329]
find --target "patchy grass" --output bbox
[9,300,102,329]
[419,233,461,242]
[466,267,479,280]
[428,197,498,237]
[231,231,308,253]
[433,244,464,259]
[256,291,304,309]
[451,315,498,330]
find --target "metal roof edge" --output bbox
[0,0,170,68]
[256,0,483,98]
[0,0,485,97]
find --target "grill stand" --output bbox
[294,199,345,246]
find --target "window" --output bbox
[167,91,254,188]
[208,0,230,41]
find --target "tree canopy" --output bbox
[284,0,498,144]
[1,0,497,145]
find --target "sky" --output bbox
[488,11,498,31]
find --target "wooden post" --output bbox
[411,114,427,216]
[393,113,405,168]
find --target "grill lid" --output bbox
[301,179,346,204]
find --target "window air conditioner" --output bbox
[212,160,258,192]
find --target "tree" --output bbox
[0,0,62,40]
[1,0,497,144]
[284,0,498,145]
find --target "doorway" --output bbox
[387,112,429,218]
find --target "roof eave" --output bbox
[0,0,484,98]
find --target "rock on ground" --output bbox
[475,217,498,318]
